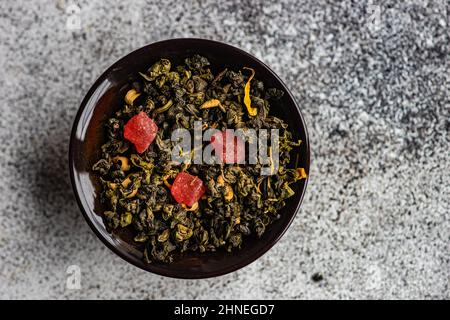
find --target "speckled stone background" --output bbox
[0,0,449,299]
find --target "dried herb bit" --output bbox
[146,59,171,81]
[92,55,307,263]
[200,99,222,110]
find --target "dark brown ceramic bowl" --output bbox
[69,38,309,279]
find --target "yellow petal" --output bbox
[224,184,234,201]
[243,67,258,117]
[297,168,308,179]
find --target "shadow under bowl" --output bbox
[69,38,310,279]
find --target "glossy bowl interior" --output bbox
[69,38,310,279]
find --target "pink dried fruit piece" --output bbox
[171,172,206,207]
[123,112,158,153]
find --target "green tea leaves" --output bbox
[92,56,307,263]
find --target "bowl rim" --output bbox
[69,38,310,279]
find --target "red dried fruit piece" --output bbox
[171,172,206,207]
[123,112,158,153]
[211,130,245,164]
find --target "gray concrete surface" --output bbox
[0,0,449,299]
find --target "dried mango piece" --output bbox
[243,67,258,117]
